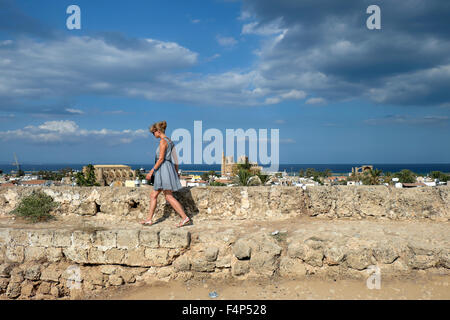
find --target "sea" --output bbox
[1,163,450,176]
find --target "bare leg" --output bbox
[140,189,161,224]
[164,190,188,220]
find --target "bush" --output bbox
[10,191,57,223]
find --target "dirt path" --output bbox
[92,275,450,300]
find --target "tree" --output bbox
[0,169,3,175]
[257,173,270,185]
[299,169,305,177]
[430,171,449,182]
[76,164,100,186]
[235,169,252,186]
[362,169,383,185]
[394,169,416,184]
[135,169,146,180]
[201,170,217,181]
[16,169,25,177]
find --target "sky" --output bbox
[0,0,449,165]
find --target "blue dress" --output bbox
[153,137,183,191]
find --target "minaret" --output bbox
[221,152,225,177]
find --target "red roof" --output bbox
[20,180,47,185]
[0,183,16,187]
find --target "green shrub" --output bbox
[10,191,57,223]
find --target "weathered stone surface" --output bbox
[144,248,171,266]
[24,246,46,262]
[40,265,62,282]
[104,248,126,264]
[72,231,93,249]
[324,246,346,266]
[191,257,215,272]
[173,255,191,272]
[159,229,190,249]
[0,263,13,278]
[9,230,29,246]
[0,277,10,293]
[288,243,323,267]
[232,260,250,276]
[5,245,24,263]
[29,230,53,247]
[232,239,251,260]
[6,281,21,298]
[20,280,35,298]
[117,230,140,249]
[345,247,373,270]
[24,264,41,281]
[205,247,219,262]
[108,274,124,286]
[279,257,307,277]
[139,230,159,248]
[47,248,63,263]
[63,247,88,264]
[37,282,51,295]
[53,230,72,247]
[1,185,449,221]
[93,230,116,249]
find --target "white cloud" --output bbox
[305,97,327,105]
[0,120,149,144]
[65,108,84,115]
[216,35,238,47]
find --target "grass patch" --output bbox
[10,191,57,223]
[271,231,288,243]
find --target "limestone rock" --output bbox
[232,239,251,260]
[159,229,191,249]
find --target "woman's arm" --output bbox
[153,139,168,171]
[147,139,168,179]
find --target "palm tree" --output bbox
[363,169,383,185]
[236,169,252,186]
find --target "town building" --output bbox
[221,152,262,177]
[83,165,136,186]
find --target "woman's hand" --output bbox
[146,169,154,180]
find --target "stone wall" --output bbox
[0,185,449,221]
[1,220,449,300]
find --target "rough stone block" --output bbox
[5,245,24,263]
[24,264,41,281]
[142,248,171,267]
[173,255,191,272]
[232,260,250,276]
[205,247,219,262]
[29,230,53,248]
[63,247,88,264]
[72,231,94,249]
[87,248,107,264]
[191,257,215,272]
[46,247,63,263]
[117,230,139,249]
[0,229,10,245]
[233,239,251,260]
[24,246,46,262]
[279,257,307,277]
[9,230,29,246]
[40,265,62,282]
[93,230,117,249]
[104,248,126,264]
[139,230,159,248]
[52,230,73,247]
[159,229,190,249]
[0,263,13,278]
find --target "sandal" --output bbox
[140,219,154,226]
[176,217,190,228]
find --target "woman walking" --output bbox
[140,121,190,228]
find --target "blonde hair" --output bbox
[149,120,167,134]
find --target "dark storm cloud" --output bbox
[242,0,450,106]
[0,0,56,38]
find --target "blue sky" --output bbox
[0,0,449,165]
